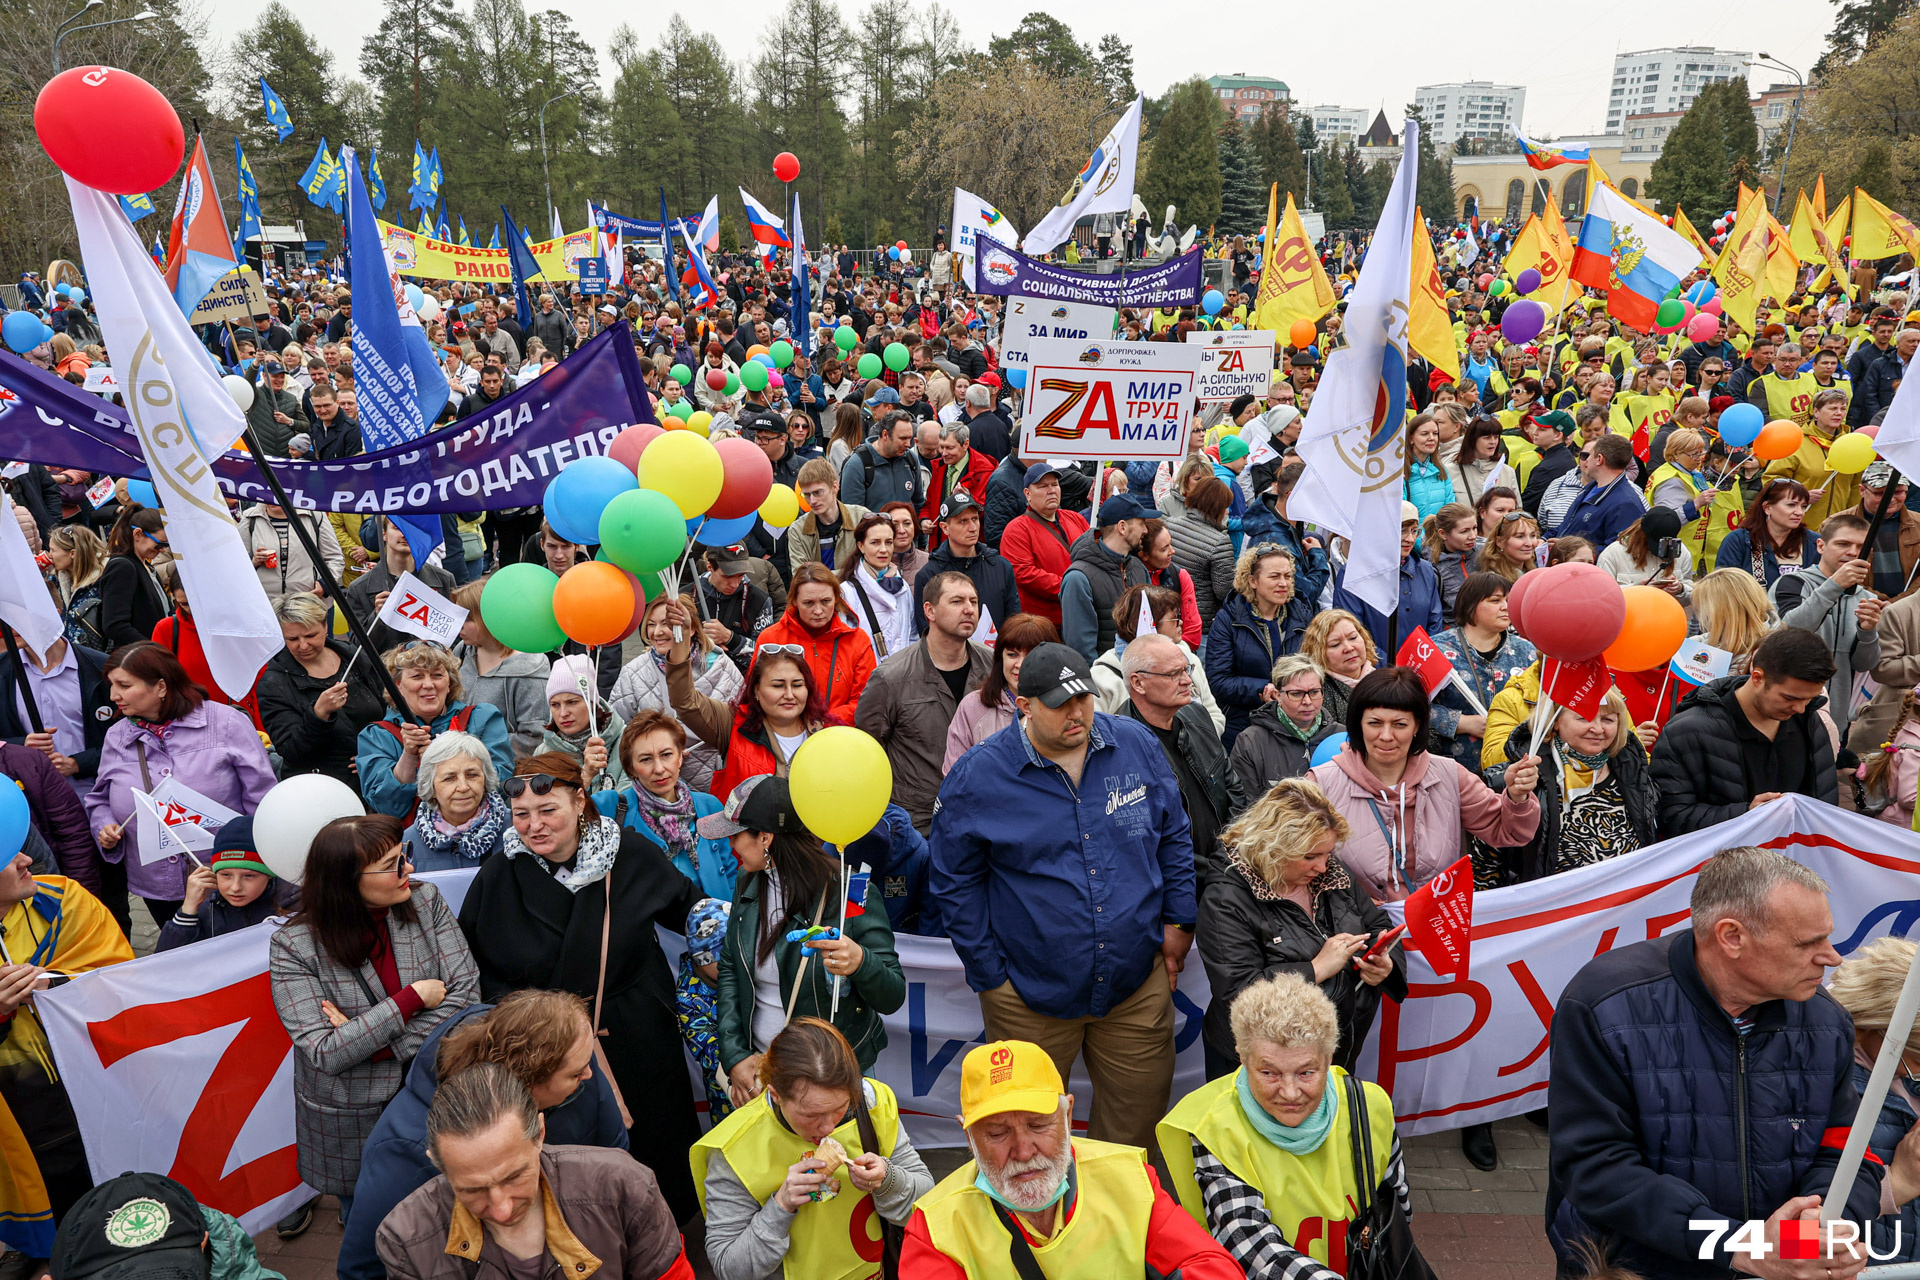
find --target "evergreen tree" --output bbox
[852,0,918,245]
[603,26,687,217]
[1313,140,1353,227]
[1405,106,1456,221]
[1250,108,1307,210]
[235,2,348,233]
[1341,145,1374,227]
[1646,81,1759,220]
[661,18,746,214]
[1140,78,1221,236]
[751,0,852,235]
[359,0,461,169]
[987,13,1097,81]
[1216,119,1264,235]
[1094,35,1135,105]
[1815,0,1915,76]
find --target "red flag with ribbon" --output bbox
[1403,855,1474,981]
[1396,626,1456,699]
[1541,655,1610,720]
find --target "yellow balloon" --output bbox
[789,727,892,846]
[759,484,801,528]
[687,411,714,437]
[638,430,724,517]
[1829,432,1878,475]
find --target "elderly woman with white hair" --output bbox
[1159,972,1420,1280]
[1828,936,1920,1263]
[402,730,512,871]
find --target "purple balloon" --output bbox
[1514,267,1542,295]
[1500,299,1546,345]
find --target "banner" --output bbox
[973,232,1203,308]
[1017,338,1203,461]
[375,220,594,283]
[952,187,1018,292]
[189,268,269,324]
[1184,328,1276,402]
[998,297,1118,378]
[0,326,655,514]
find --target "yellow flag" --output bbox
[1813,174,1828,221]
[1503,212,1577,317]
[1791,190,1851,302]
[1410,208,1459,382]
[1253,187,1335,333]
[1672,206,1713,262]
[1714,192,1769,334]
[1789,191,1823,262]
[1852,188,1920,261]
[1764,212,1798,303]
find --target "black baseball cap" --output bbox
[940,489,980,522]
[739,409,785,438]
[51,1173,210,1280]
[699,774,803,838]
[1017,642,1097,709]
[1097,493,1152,525]
[704,543,752,574]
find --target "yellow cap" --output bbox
[959,1041,1064,1129]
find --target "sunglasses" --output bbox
[757,643,805,657]
[503,774,577,799]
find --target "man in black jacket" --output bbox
[695,544,776,671]
[911,491,1020,635]
[1649,627,1838,836]
[1520,410,1578,517]
[1548,846,1877,1279]
[1119,633,1249,883]
[307,385,363,460]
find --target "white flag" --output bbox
[1459,219,1480,270]
[1870,334,1920,487]
[1286,120,1422,620]
[68,178,283,700]
[0,491,64,657]
[133,776,239,865]
[1023,96,1142,257]
[376,569,468,648]
[952,188,1019,291]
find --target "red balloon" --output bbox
[1506,567,1543,640]
[1521,563,1626,662]
[705,367,728,391]
[773,151,800,183]
[710,437,775,519]
[36,67,184,195]
[608,422,665,474]
[896,240,908,251]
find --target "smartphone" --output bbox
[1361,924,1407,961]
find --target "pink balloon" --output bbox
[1521,563,1627,663]
[1703,298,1724,316]
[767,370,785,390]
[1688,313,1721,343]
[709,437,775,519]
[609,422,665,473]
[1681,300,1698,324]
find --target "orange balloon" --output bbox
[1603,584,1689,673]
[551,561,637,647]
[1288,320,1316,349]
[746,344,770,359]
[1752,419,1804,462]
[795,485,812,513]
[663,416,688,432]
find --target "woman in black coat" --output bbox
[255,592,387,787]
[457,750,701,1223]
[1501,687,1658,883]
[99,504,170,648]
[1196,777,1407,1079]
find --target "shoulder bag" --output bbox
[852,1082,904,1280]
[592,859,634,1128]
[1343,1073,1436,1280]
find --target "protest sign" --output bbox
[1018,338,1203,462]
[1671,639,1735,687]
[1184,328,1277,402]
[80,365,120,396]
[377,569,468,647]
[132,777,239,866]
[577,257,609,295]
[997,297,1117,378]
[974,232,1203,308]
[189,267,269,324]
[375,221,592,282]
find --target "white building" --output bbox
[1414,82,1526,144]
[1308,104,1368,144]
[1606,47,1751,133]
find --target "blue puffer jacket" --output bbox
[1856,1060,1920,1263]
[1547,930,1882,1278]
[841,802,937,936]
[1202,592,1312,744]
[1405,457,1454,523]
[593,785,740,902]
[1333,556,1444,659]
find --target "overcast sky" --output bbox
[206,0,1832,139]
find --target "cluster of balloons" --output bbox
[403,283,443,323]
[34,65,184,195]
[887,240,912,264]
[52,282,86,305]
[822,327,910,382]
[2,312,54,355]
[478,422,802,653]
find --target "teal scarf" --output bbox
[1237,1068,1337,1155]
[974,1155,1075,1217]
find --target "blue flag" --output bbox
[659,187,678,311]
[259,78,294,141]
[118,193,155,224]
[457,216,472,248]
[369,148,387,211]
[488,224,501,251]
[436,202,451,243]
[500,206,541,331]
[791,191,811,359]
[409,141,431,210]
[299,139,344,213]
[417,209,434,236]
[427,147,443,200]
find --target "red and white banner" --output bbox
[376,570,468,648]
[35,797,1920,1235]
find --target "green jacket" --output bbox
[204,1205,286,1280]
[716,868,906,1075]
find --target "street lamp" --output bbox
[53,2,156,72]
[538,88,578,238]
[1756,53,1805,216]
[1302,146,1313,211]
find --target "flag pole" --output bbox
[1824,936,1920,1228]
[1,625,45,734]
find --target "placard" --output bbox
[1184,328,1277,402]
[1017,338,1202,461]
[189,268,269,323]
[997,297,1117,376]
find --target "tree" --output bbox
[1250,107,1307,209]
[1216,120,1263,234]
[987,13,1096,81]
[660,18,746,214]
[851,0,917,243]
[1094,35,1135,106]
[1815,0,1916,76]
[1406,105,1456,220]
[1140,79,1221,236]
[750,0,852,235]
[359,0,461,167]
[1782,14,1920,210]
[1646,80,1760,219]
[227,3,350,235]
[1311,141,1352,226]
[603,26,687,216]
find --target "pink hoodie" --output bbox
[1309,746,1540,903]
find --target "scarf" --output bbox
[415,791,512,863]
[1274,708,1323,743]
[634,781,700,865]
[504,813,621,892]
[1237,1067,1337,1154]
[973,1152,1076,1218]
[866,561,906,595]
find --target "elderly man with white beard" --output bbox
[899,1039,1240,1279]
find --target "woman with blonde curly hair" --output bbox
[1691,567,1777,674]
[1299,608,1377,728]
[1195,779,1404,1078]
[353,641,514,819]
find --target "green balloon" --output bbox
[1488,280,1508,296]
[670,363,693,385]
[480,563,565,653]
[856,352,883,380]
[883,341,910,373]
[770,340,794,368]
[724,371,740,395]
[1655,298,1687,329]
[834,324,859,351]
[740,361,770,392]
[598,489,688,575]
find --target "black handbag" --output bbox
[852,1083,903,1280]
[1343,1073,1438,1280]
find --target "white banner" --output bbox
[376,569,468,648]
[1185,329,1278,403]
[1017,338,1203,462]
[998,297,1117,377]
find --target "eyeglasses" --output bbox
[1279,687,1324,702]
[757,643,805,657]
[503,774,577,798]
[1495,510,1532,524]
[361,851,413,876]
[1138,667,1193,684]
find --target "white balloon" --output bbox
[253,773,366,884]
[418,297,442,322]
[899,248,912,263]
[222,374,255,411]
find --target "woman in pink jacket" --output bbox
[1308,666,1542,905]
[941,613,1059,770]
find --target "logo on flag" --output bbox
[1402,855,1473,980]
[376,571,468,648]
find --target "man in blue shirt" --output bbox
[1555,433,1647,550]
[929,642,1196,1150]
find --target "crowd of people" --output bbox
[2,211,1918,1280]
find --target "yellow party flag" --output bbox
[1764,212,1798,303]
[1791,190,1852,302]
[1410,207,1459,382]
[1253,187,1336,333]
[1672,206,1713,262]
[1714,192,1768,334]
[1813,174,1828,221]
[1503,212,1577,317]
[1852,188,1920,261]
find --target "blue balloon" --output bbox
[688,511,758,545]
[1007,367,1028,388]
[67,288,85,305]
[405,284,426,311]
[1685,280,1717,306]
[888,246,901,260]
[54,284,71,299]
[0,775,26,859]
[544,455,638,545]
[1202,289,1225,316]
[2,312,44,354]
[1719,402,1765,448]
[1309,732,1349,768]
[125,479,158,508]
[1232,324,1244,330]
[752,353,776,369]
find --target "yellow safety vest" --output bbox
[1755,372,1821,428]
[1644,462,1706,546]
[691,1081,903,1280]
[1159,1068,1397,1278]
[915,1140,1155,1280]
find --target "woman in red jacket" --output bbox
[747,564,878,723]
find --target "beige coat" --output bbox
[784,500,870,578]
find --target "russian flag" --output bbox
[696,195,720,253]
[678,227,719,309]
[1516,132,1589,171]
[1570,181,1703,332]
[737,186,790,249]
[161,136,238,317]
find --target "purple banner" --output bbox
[973,232,1203,307]
[0,325,655,513]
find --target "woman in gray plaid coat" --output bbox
[269,813,479,1208]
